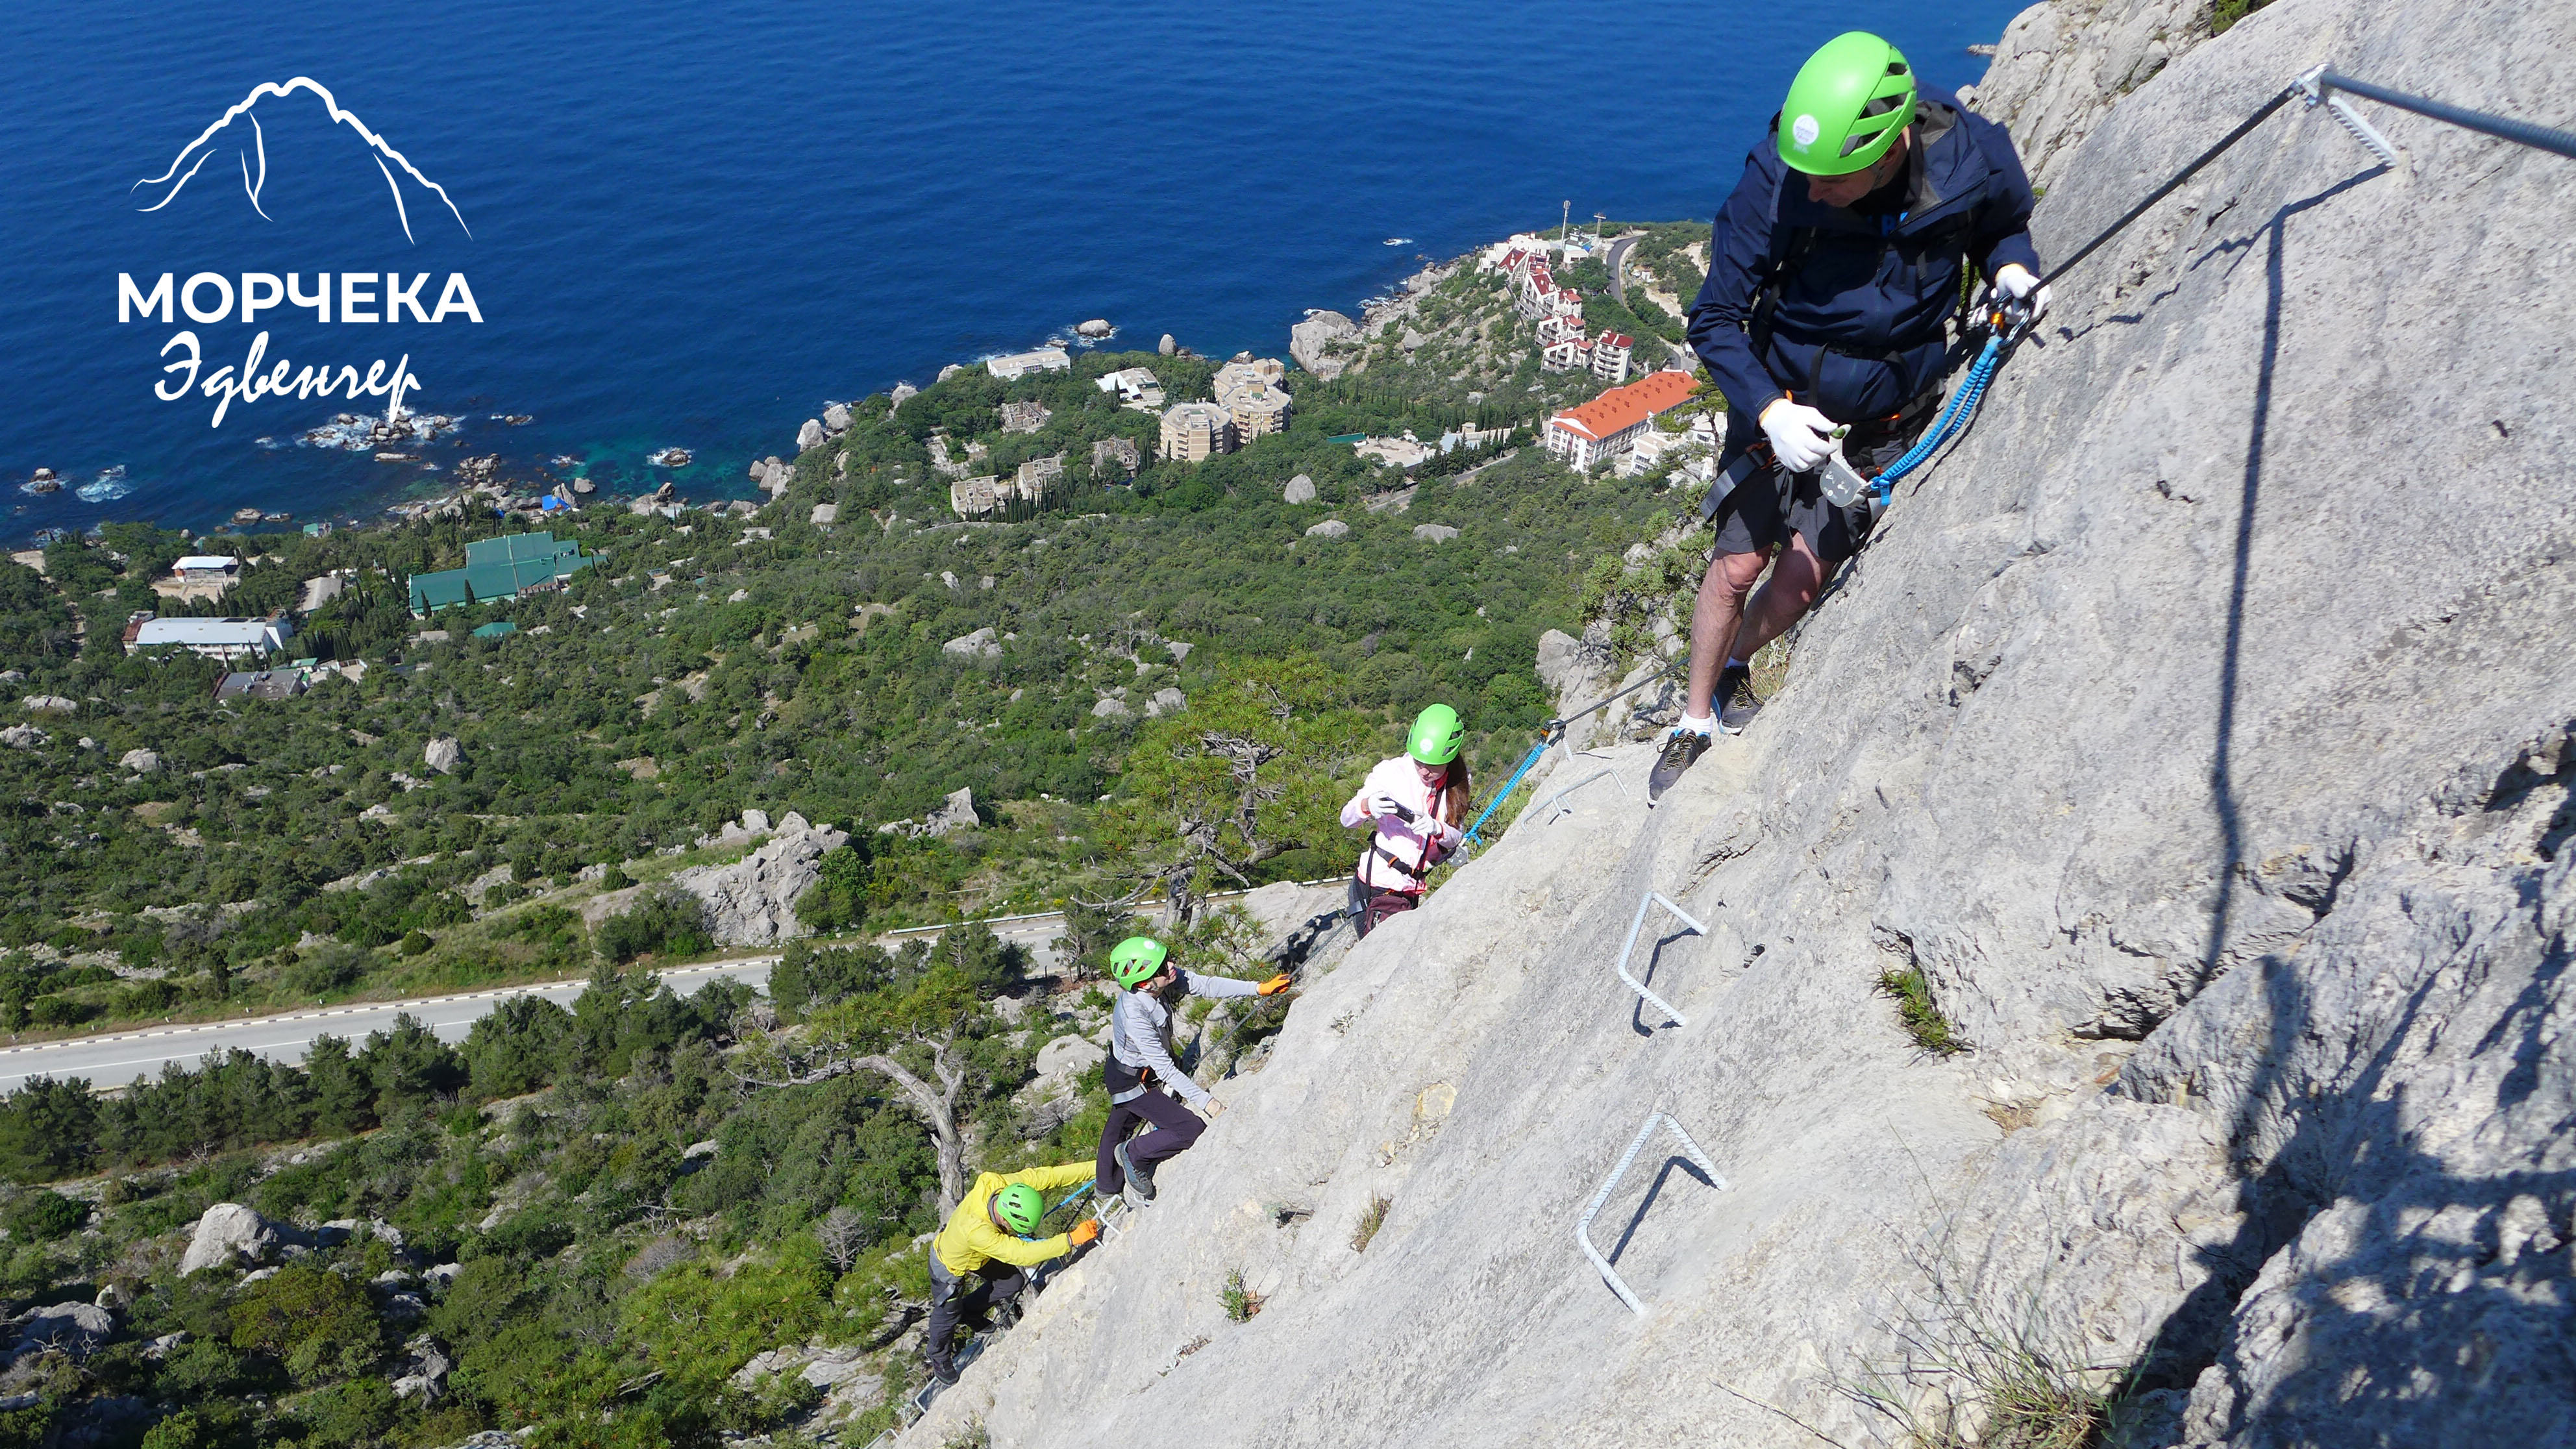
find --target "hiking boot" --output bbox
[925,1353,958,1386]
[1115,1140,1156,1206]
[1646,727,1712,802]
[1716,664,1764,736]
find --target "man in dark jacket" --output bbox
[1650,31,2047,799]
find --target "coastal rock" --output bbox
[119,749,160,774]
[797,419,826,452]
[937,364,964,383]
[943,627,1002,660]
[1145,687,1187,717]
[1091,697,1131,719]
[1078,319,1114,338]
[1968,0,2214,190]
[823,402,850,432]
[179,1204,280,1275]
[1158,334,1178,356]
[1410,523,1458,543]
[810,502,839,526]
[1283,474,1317,504]
[1291,310,1361,380]
[424,737,464,774]
[669,817,849,946]
[0,726,45,750]
[924,787,980,837]
[1303,519,1348,539]
[891,382,919,410]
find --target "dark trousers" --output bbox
[1095,1086,1206,1193]
[924,1256,1026,1362]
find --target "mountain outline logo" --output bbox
[131,76,470,244]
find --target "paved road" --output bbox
[0,958,780,1093]
[1606,234,1639,305]
[0,881,1333,1093]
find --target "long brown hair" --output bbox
[1431,758,1472,828]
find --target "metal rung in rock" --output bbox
[1577,1110,1729,1316]
[1616,889,1705,1026]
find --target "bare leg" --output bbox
[1685,549,1772,719]
[1729,533,1839,663]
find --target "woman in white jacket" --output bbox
[1339,703,1472,937]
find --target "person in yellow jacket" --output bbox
[923,1160,1100,1383]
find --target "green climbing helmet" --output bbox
[993,1183,1045,1235]
[1777,31,1918,177]
[1109,935,1169,989]
[1407,703,1465,767]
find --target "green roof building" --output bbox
[471,621,518,639]
[408,532,594,615]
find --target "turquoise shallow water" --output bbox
[0,0,2022,540]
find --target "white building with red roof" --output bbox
[1542,369,1700,471]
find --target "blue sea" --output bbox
[0,0,2022,541]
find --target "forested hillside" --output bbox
[0,233,1718,1447]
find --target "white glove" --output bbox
[1993,264,2052,321]
[1759,399,1839,474]
[1370,792,1404,819]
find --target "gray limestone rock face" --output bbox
[1158,334,1178,356]
[119,748,160,774]
[669,819,850,946]
[1165,640,1193,663]
[21,695,74,713]
[797,418,826,452]
[423,736,464,774]
[1145,687,1187,717]
[179,1203,279,1276]
[891,382,919,410]
[0,725,45,750]
[1291,310,1361,380]
[895,3,2576,1447]
[1091,697,1132,718]
[823,402,850,433]
[1409,523,1458,543]
[1968,0,2214,192]
[1304,519,1348,539]
[1283,473,1318,504]
[809,502,839,526]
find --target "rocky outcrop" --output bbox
[1145,687,1187,717]
[1409,523,1457,543]
[1290,310,1361,380]
[670,816,849,945]
[179,1203,281,1275]
[423,736,464,774]
[1283,474,1317,504]
[797,419,826,452]
[902,3,2576,1446]
[1968,0,2218,191]
[1091,697,1131,719]
[1303,519,1348,539]
[118,749,160,774]
[0,726,44,750]
[942,626,1002,659]
[924,787,980,837]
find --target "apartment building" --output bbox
[1541,369,1699,471]
[1159,402,1238,462]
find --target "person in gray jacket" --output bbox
[1095,935,1291,1208]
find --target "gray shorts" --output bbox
[1698,410,1931,564]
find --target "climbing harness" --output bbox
[1851,65,2575,506]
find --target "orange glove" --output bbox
[1257,973,1294,997]
[1069,1219,1101,1248]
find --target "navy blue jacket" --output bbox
[1687,100,2040,425]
